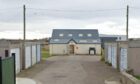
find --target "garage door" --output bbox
[37,45,41,63]
[10,48,20,74]
[120,48,128,71]
[108,46,112,63]
[111,46,117,69]
[25,46,31,69]
[32,45,37,65]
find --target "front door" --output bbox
[69,45,74,54]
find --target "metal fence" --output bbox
[0,54,16,84]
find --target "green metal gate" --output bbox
[0,55,16,84]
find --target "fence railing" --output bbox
[0,54,16,84]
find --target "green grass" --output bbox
[134,75,140,80]
[41,48,50,60]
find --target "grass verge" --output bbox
[134,75,140,80]
[41,48,50,60]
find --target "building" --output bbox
[104,41,128,71]
[100,37,117,49]
[128,40,140,75]
[0,39,42,74]
[49,29,101,55]
[99,34,127,41]
[104,40,140,76]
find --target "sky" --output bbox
[0,0,140,39]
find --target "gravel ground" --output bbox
[17,55,122,84]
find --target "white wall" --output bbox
[50,44,68,55]
[74,44,101,55]
[25,46,32,69]
[32,45,37,65]
[10,48,21,74]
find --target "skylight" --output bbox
[87,34,92,37]
[79,40,87,42]
[54,39,59,41]
[79,34,83,37]
[68,34,73,37]
[92,40,98,42]
[59,34,64,37]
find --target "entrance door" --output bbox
[69,45,74,54]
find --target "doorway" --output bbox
[89,47,96,55]
[69,45,74,54]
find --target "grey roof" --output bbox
[50,29,101,44]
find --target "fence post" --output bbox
[0,57,2,84]
[12,53,16,84]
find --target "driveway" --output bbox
[18,55,122,84]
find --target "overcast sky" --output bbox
[0,0,140,39]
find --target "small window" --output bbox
[68,34,73,37]
[79,34,83,37]
[59,34,64,37]
[79,40,87,42]
[92,40,98,42]
[87,34,92,37]
[54,39,59,41]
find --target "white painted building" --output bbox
[49,29,101,55]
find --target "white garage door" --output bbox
[120,48,128,71]
[25,46,32,69]
[10,48,20,74]
[108,46,112,63]
[111,46,117,69]
[32,45,37,65]
[37,45,41,63]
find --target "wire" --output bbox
[27,8,125,13]
[0,7,22,10]
[130,6,140,9]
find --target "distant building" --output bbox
[49,29,101,55]
[100,37,118,49]
[99,34,127,41]
[99,34,127,48]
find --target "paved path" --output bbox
[18,56,122,84]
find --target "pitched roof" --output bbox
[50,29,101,44]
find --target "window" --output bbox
[59,34,64,37]
[68,34,73,37]
[92,40,98,42]
[87,34,92,37]
[79,34,83,37]
[79,40,87,42]
[54,39,59,41]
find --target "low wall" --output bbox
[121,72,140,84]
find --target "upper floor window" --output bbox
[92,40,98,42]
[79,34,83,37]
[59,34,64,37]
[68,34,73,37]
[79,40,87,43]
[54,39,59,41]
[87,34,92,37]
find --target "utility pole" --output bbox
[126,5,129,41]
[24,5,26,42]
[22,5,26,69]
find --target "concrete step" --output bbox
[16,78,40,84]
[105,76,122,84]
[105,80,121,84]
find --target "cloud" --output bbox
[0,0,140,39]
[0,31,50,39]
